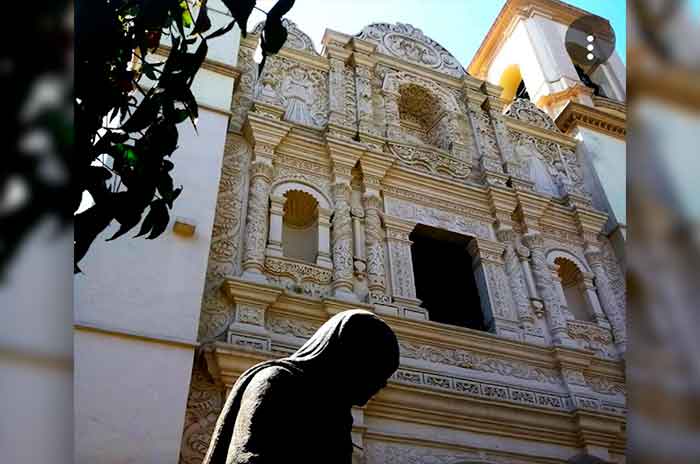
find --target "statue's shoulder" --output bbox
[243,365,298,399]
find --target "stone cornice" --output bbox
[468,0,607,79]
[555,101,626,140]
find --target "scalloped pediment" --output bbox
[504,99,560,132]
[252,19,319,55]
[355,23,466,78]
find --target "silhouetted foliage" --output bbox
[74,0,294,273]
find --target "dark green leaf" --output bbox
[144,199,170,239]
[121,95,162,132]
[221,0,255,37]
[268,0,295,18]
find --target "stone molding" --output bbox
[555,101,626,140]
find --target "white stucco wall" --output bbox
[574,126,627,233]
[74,16,241,462]
[74,331,195,464]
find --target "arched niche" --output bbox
[267,181,333,269]
[546,249,598,323]
[382,71,465,152]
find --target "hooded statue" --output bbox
[202,309,401,464]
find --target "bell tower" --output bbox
[469,0,626,261]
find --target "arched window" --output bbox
[555,257,593,322]
[282,190,319,263]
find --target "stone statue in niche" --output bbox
[516,144,559,197]
[552,160,573,196]
[202,310,400,464]
[282,67,314,127]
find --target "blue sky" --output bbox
[249,0,627,68]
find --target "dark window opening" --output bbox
[410,224,487,331]
[574,64,606,98]
[515,80,530,100]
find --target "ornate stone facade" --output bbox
[181,17,626,464]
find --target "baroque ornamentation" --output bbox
[504,98,560,132]
[331,182,355,291]
[388,142,471,180]
[400,341,563,385]
[179,366,224,464]
[198,136,251,340]
[264,257,332,285]
[384,197,492,240]
[267,316,320,338]
[252,19,319,55]
[241,161,274,275]
[356,23,467,78]
[363,194,387,299]
[254,55,329,129]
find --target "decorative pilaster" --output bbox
[585,244,626,354]
[331,181,356,300]
[580,271,610,328]
[363,192,389,305]
[265,195,285,258]
[384,219,421,311]
[382,85,402,140]
[496,226,538,333]
[467,238,521,340]
[241,158,274,283]
[522,233,575,347]
[327,46,351,127]
[316,207,333,269]
[348,38,378,138]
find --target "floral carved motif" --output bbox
[384,197,492,240]
[356,23,466,78]
[264,257,332,285]
[399,341,563,385]
[179,366,224,464]
[504,98,560,132]
[267,316,320,338]
[198,136,251,340]
[388,142,471,180]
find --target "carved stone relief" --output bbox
[254,56,329,129]
[388,143,470,180]
[229,47,257,131]
[356,23,467,78]
[198,136,251,340]
[384,197,492,240]
[179,366,224,464]
[252,19,319,55]
[504,98,560,132]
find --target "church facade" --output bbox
[178,2,626,463]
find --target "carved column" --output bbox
[467,238,521,340]
[265,195,285,258]
[316,207,333,269]
[585,244,626,353]
[382,74,402,140]
[522,233,576,347]
[363,192,389,305]
[241,159,274,283]
[496,226,538,337]
[578,271,609,326]
[331,181,356,300]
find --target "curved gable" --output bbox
[356,23,466,78]
[253,19,320,55]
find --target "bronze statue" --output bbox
[202,309,400,464]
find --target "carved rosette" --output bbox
[585,245,626,352]
[363,193,388,303]
[241,160,274,281]
[522,233,571,345]
[331,182,355,297]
